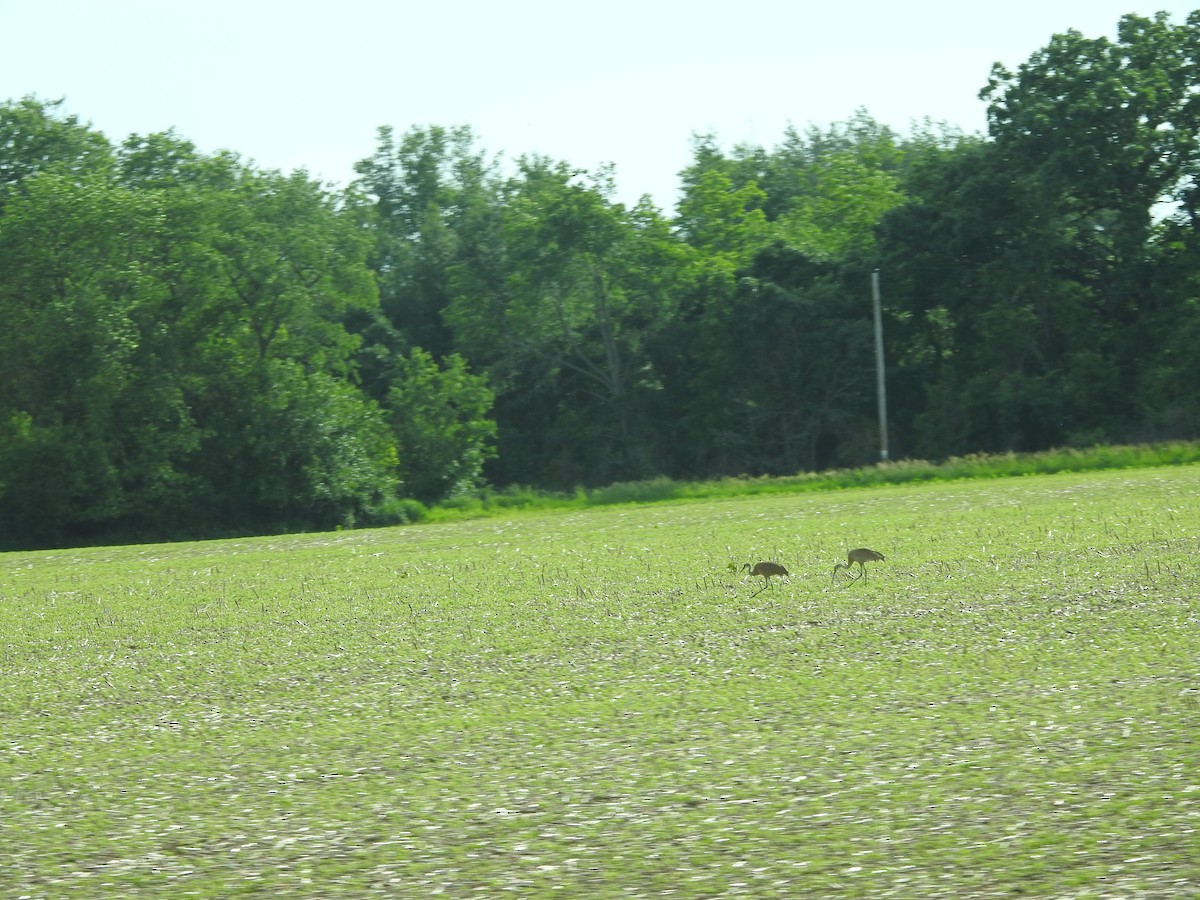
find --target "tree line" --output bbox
[3,11,1199,549]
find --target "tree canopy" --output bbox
[4,11,1200,548]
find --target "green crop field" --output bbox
[2,465,1198,898]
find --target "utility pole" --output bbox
[871,269,889,462]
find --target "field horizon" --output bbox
[2,464,1198,897]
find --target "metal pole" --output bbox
[871,269,889,462]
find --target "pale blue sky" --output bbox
[3,1,1196,210]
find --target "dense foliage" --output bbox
[3,11,1199,548]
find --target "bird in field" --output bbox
[743,561,789,595]
[832,548,886,582]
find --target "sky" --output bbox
[3,1,1197,211]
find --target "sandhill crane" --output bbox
[743,561,789,596]
[832,548,885,582]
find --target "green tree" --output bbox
[675,167,770,263]
[660,244,877,476]
[167,164,398,533]
[385,348,496,503]
[777,151,905,260]
[0,169,200,544]
[445,158,684,486]
[0,108,403,545]
[982,13,1200,265]
[353,125,492,357]
[878,11,1200,457]
[0,97,113,210]
[660,116,918,476]
[181,357,398,532]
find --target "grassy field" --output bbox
[1,465,1198,898]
